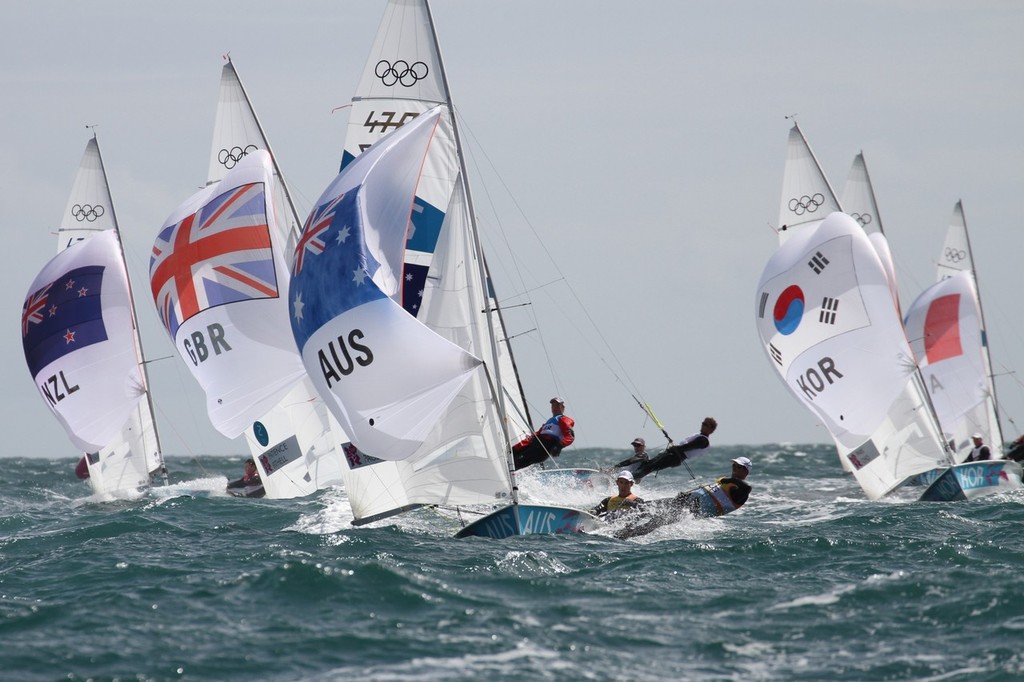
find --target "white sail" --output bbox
[904,272,993,460]
[326,0,538,525]
[38,138,165,494]
[933,201,1003,452]
[755,212,949,499]
[292,106,513,510]
[776,122,841,243]
[23,228,162,493]
[170,61,342,498]
[842,153,901,317]
[840,153,883,235]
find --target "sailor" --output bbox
[512,397,576,470]
[226,459,266,498]
[964,433,992,462]
[613,437,650,476]
[591,470,644,518]
[674,456,753,516]
[632,417,717,482]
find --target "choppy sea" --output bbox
[3,444,1024,681]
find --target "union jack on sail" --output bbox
[150,182,278,337]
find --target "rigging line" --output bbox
[457,111,651,410]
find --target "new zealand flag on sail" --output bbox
[150,182,277,337]
[22,265,107,377]
[289,188,387,351]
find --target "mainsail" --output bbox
[841,153,901,318]
[327,0,538,526]
[755,211,949,499]
[25,137,166,494]
[933,201,1003,454]
[776,122,841,243]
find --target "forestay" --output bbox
[755,212,949,499]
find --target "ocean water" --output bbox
[3,444,1024,682]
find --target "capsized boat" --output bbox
[22,136,167,495]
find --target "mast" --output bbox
[422,0,519,504]
[93,134,168,485]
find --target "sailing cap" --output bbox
[631,437,645,446]
[616,470,635,483]
[732,457,752,472]
[972,433,983,439]
[550,396,565,405]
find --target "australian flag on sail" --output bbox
[150,182,277,337]
[289,189,387,351]
[22,265,107,377]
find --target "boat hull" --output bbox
[455,504,601,539]
[918,460,1022,501]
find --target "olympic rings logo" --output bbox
[218,145,258,169]
[71,204,105,222]
[850,212,873,227]
[375,59,429,87]
[944,247,966,263]
[788,193,824,216]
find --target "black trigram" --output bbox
[769,343,783,365]
[819,297,839,324]
[808,251,830,274]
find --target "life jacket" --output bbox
[605,493,638,513]
[538,415,575,446]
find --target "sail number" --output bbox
[318,329,373,387]
[183,323,232,366]
[795,356,843,400]
[40,370,80,406]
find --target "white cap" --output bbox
[972,433,983,439]
[616,470,634,483]
[732,456,752,472]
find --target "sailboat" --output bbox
[22,136,167,495]
[309,0,599,536]
[148,59,344,499]
[898,204,1021,498]
[777,123,856,473]
[932,201,1004,455]
[291,106,600,538]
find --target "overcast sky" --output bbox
[5,1,1023,458]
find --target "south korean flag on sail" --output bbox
[290,107,482,461]
[754,212,915,445]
